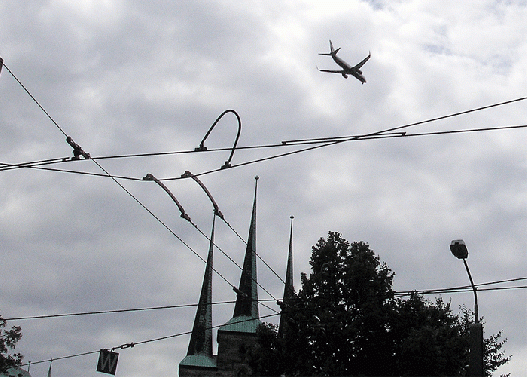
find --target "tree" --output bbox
[251,232,510,376]
[390,293,469,375]
[0,316,23,374]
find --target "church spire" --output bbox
[179,214,216,371]
[216,177,262,374]
[284,216,294,302]
[279,216,295,337]
[219,176,261,334]
[233,176,259,319]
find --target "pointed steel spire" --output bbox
[219,177,261,334]
[279,216,295,337]
[180,214,216,369]
[284,216,295,303]
[233,176,259,319]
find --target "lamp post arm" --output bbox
[463,258,479,323]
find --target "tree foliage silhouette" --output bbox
[250,231,510,376]
[0,316,23,374]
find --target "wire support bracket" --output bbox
[181,170,225,220]
[143,173,192,222]
[111,342,135,351]
[66,136,91,160]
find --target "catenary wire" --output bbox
[281,95,527,145]
[4,67,526,305]
[6,59,526,371]
[5,64,526,349]
[17,277,527,367]
[395,276,527,297]
[2,299,277,322]
[2,94,527,174]
[143,173,280,308]
[160,123,527,181]
[12,278,527,367]
[1,62,293,293]
[22,312,280,368]
[4,122,527,181]
[3,63,282,312]
[5,277,525,322]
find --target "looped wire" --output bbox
[195,109,242,169]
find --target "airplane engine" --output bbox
[341,73,348,79]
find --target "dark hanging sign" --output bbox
[97,349,119,375]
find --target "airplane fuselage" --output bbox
[331,54,352,71]
[330,53,365,82]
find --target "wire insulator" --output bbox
[66,136,91,160]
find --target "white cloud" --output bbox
[1,1,526,376]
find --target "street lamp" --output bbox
[450,239,484,377]
[450,239,478,322]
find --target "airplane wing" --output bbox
[354,52,371,70]
[317,67,345,74]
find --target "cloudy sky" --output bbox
[1,1,527,376]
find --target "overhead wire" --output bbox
[22,312,281,368]
[2,95,527,177]
[281,95,527,145]
[20,277,527,367]
[4,69,526,308]
[3,122,527,182]
[5,277,525,323]
[5,61,527,368]
[1,63,296,295]
[15,275,527,367]
[143,173,281,309]
[194,109,242,169]
[395,276,527,297]
[180,171,286,285]
[1,62,68,138]
[0,142,283,173]
[22,281,527,368]
[2,299,277,322]
[3,62,281,315]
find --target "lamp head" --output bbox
[450,239,468,259]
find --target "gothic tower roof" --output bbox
[279,216,295,337]
[219,176,261,333]
[179,214,216,369]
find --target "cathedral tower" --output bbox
[216,177,261,376]
[179,215,217,376]
[278,216,295,338]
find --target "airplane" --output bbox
[317,40,371,84]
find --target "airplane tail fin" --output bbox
[319,40,340,56]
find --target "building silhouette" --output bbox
[179,177,294,376]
